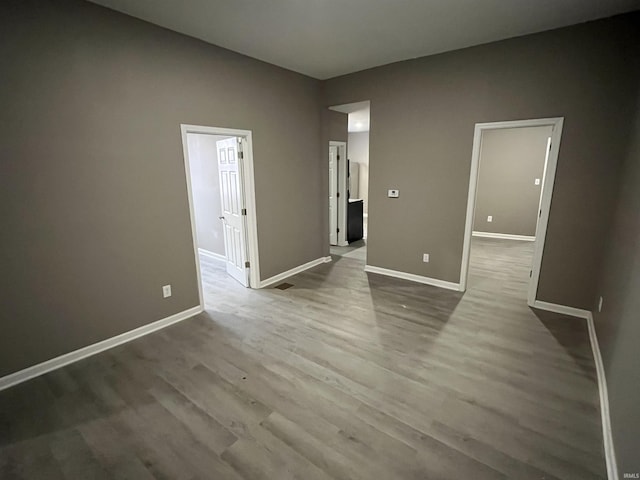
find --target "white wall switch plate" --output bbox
[534,178,541,185]
[388,189,399,198]
[487,215,493,222]
[162,285,172,298]
[422,253,430,263]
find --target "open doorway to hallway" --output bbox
[328,101,370,261]
[461,118,563,304]
[180,125,260,303]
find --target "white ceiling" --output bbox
[88,0,639,79]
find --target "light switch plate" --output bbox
[487,215,493,222]
[535,178,541,185]
[388,189,399,198]
[162,285,172,298]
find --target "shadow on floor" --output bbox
[530,307,597,382]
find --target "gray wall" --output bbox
[187,133,227,256]
[0,0,323,377]
[324,13,640,308]
[593,88,640,477]
[473,126,552,237]
[323,110,349,143]
[348,132,370,213]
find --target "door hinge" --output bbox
[239,151,244,159]
[337,192,340,198]
[539,209,542,218]
[337,228,340,233]
[337,155,340,160]
[241,208,247,216]
[245,261,250,268]
[530,270,532,278]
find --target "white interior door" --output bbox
[329,145,338,245]
[217,137,249,286]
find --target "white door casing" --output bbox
[330,141,348,246]
[329,145,338,245]
[181,124,260,301]
[459,117,564,306]
[217,137,249,286]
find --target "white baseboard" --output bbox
[531,300,591,319]
[0,305,203,392]
[586,312,619,480]
[364,265,461,291]
[472,231,535,241]
[532,300,617,479]
[260,256,332,288]
[198,248,226,262]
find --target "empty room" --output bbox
[1,1,639,479]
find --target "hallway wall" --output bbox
[593,87,640,478]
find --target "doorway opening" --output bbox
[460,117,564,306]
[180,125,260,303]
[328,101,370,262]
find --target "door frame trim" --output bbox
[459,117,564,306]
[180,124,260,296]
[330,141,349,246]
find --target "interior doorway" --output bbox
[328,101,370,261]
[460,117,564,306]
[180,125,260,300]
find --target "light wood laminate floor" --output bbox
[0,238,605,479]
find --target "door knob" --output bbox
[219,216,225,220]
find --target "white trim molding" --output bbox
[531,300,590,319]
[330,141,348,247]
[198,248,226,262]
[0,305,203,392]
[531,301,618,480]
[364,265,461,291]
[587,312,619,480]
[472,231,535,242]
[260,256,332,288]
